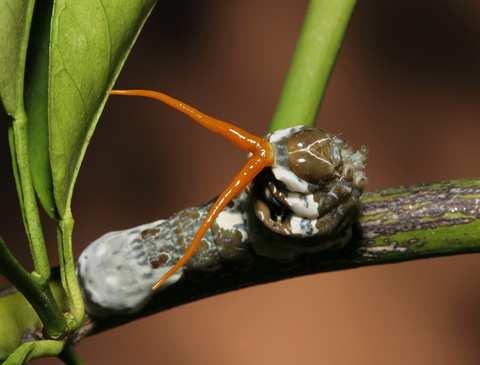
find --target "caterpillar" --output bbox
[77,90,367,315]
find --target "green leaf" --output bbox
[48,0,157,217]
[25,0,57,218]
[0,0,35,118]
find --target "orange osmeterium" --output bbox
[109,89,273,291]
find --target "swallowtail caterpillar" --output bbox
[77,90,368,315]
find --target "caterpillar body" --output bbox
[78,126,367,315]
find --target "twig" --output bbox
[66,179,480,342]
[0,237,66,339]
[2,179,479,344]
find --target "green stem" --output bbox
[2,340,64,365]
[57,213,84,328]
[0,237,66,339]
[269,0,356,131]
[5,0,51,281]
[8,118,51,281]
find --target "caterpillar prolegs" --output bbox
[77,91,367,315]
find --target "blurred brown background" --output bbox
[2,1,480,364]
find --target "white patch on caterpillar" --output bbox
[285,192,319,219]
[216,210,248,241]
[272,165,311,193]
[289,216,304,235]
[289,215,319,236]
[268,126,304,143]
[77,221,182,315]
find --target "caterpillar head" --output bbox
[251,126,367,259]
[268,126,367,194]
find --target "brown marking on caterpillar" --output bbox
[141,228,160,240]
[150,253,169,269]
